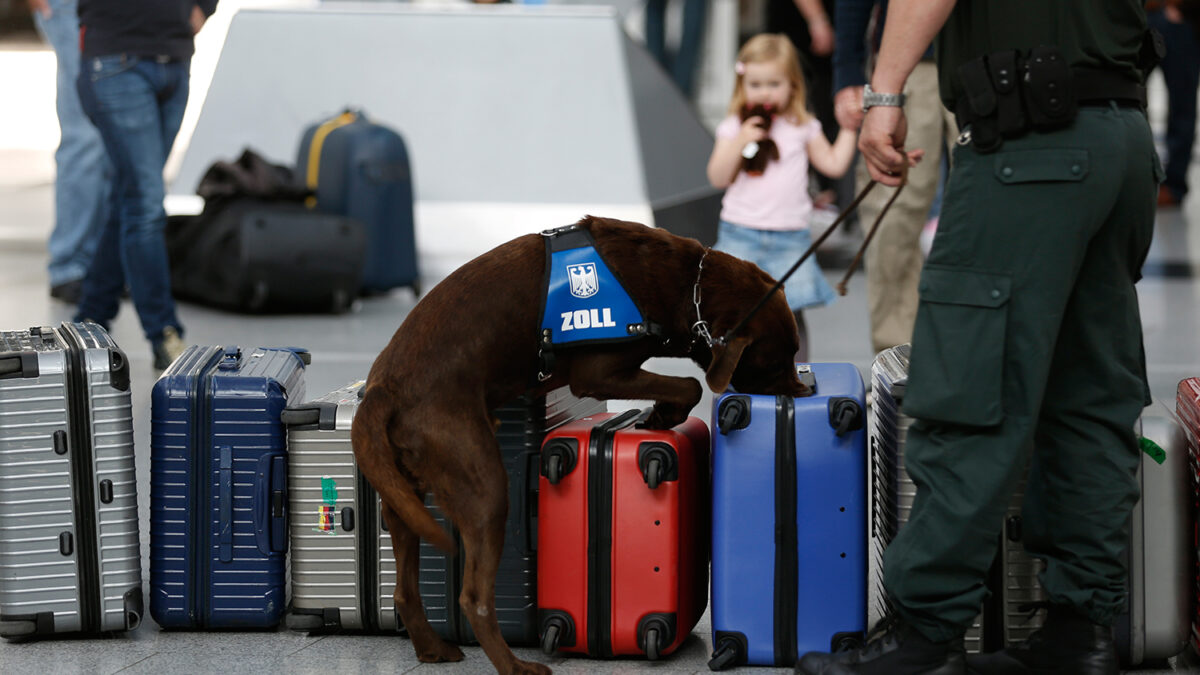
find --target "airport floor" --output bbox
[3,119,1200,675]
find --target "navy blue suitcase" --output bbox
[708,362,868,669]
[297,109,419,295]
[149,345,308,629]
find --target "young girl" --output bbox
[707,33,857,361]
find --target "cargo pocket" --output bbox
[903,266,1011,427]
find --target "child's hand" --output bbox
[738,117,769,145]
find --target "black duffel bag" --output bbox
[168,150,367,314]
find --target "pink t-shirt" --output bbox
[716,114,822,231]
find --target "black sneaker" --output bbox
[796,616,966,675]
[50,280,83,305]
[967,604,1119,675]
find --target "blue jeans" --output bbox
[75,55,188,342]
[1148,10,1200,200]
[33,0,109,287]
[644,0,707,96]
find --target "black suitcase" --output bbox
[169,199,366,313]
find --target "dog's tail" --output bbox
[351,396,456,554]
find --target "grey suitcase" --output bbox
[1115,409,1192,665]
[0,322,142,638]
[282,382,603,636]
[866,344,1042,653]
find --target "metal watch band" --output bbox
[862,84,907,111]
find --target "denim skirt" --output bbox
[713,220,837,310]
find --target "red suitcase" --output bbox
[1177,378,1200,654]
[536,409,709,660]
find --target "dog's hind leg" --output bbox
[428,423,551,675]
[381,505,464,663]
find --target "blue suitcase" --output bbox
[708,362,868,669]
[149,345,308,629]
[297,109,419,295]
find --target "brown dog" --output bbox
[351,216,807,674]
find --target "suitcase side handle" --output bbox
[219,445,234,563]
[253,453,288,555]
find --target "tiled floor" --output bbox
[1,68,1199,675]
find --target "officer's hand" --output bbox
[859,105,923,187]
[29,0,51,19]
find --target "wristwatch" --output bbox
[862,84,907,112]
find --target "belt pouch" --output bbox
[987,50,1029,136]
[956,56,1000,152]
[1022,46,1076,129]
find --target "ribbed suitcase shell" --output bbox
[537,410,710,659]
[283,384,603,638]
[282,381,397,634]
[150,345,306,629]
[1179,378,1200,656]
[297,110,418,294]
[0,322,142,638]
[867,345,988,652]
[710,362,867,669]
[1114,397,1191,664]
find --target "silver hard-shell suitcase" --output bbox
[0,322,142,638]
[283,382,603,635]
[1115,409,1191,665]
[867,345,1042,653]
[283,381,397,633]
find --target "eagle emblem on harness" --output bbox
[567,263,599,298]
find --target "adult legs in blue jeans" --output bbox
[75,55,187,365]
[32,0,110,296]
[644,0,708,96]
[1148,9,1200,203]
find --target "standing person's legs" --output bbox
[34,0,109,297]
[74,56,186,351]
[1021,107,1157,624]
[882,107,1143,644]
[860,61,954,354]
[644,0,668,70]
[671,0,707,96]
[1149,10,1200,203]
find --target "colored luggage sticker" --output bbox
[315,477,339,534]
[1139,436,1167,465]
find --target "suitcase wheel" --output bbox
[541,621,562,655]
[644,627,661,660]
[0,619,37,638]
[707,636,742,671]
[644,457,663,490]
[545,454,563,486]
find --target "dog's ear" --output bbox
[705,335,751,393]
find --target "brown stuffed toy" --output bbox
[740,103,780,176]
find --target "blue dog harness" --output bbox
[537,224,661,380]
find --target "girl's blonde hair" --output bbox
[727,33,810,123]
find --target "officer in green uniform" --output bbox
[797,2,1160,674]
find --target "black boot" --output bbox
[796,617,966,675]
[966,604,1119,675]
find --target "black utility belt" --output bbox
[955,46,1146,153]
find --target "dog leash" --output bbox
[711,169,907,347]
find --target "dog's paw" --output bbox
[639,404,686,430]
[415,641,464,663]
[507,659,552,675]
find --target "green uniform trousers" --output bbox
[883,104,1161,643]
